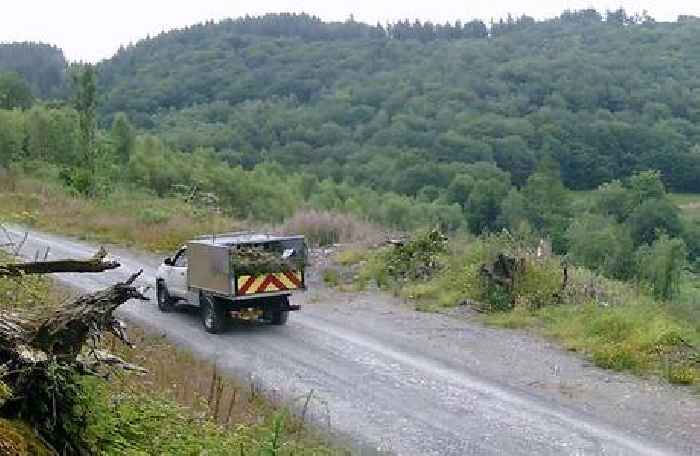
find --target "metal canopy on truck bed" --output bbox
[189,232,305,247]
[187,233,306,298]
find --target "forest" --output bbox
[1,9,700,271]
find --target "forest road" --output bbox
[3,226,699,456]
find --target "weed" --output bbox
[322,269,340,287]
[335,248,369,266]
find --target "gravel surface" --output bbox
[3,226,699,456]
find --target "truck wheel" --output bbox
[156,281,175,312]
[265,296,290,325]
[270,310,289,326]
[200,293,226,334]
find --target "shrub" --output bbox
[635,235,687,300]
[322,269,340,286]
[279,209,383,247]
[566,213,635,279]
[383,229,448,281]
[457,233,566,312]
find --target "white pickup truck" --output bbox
[155,233,306,333]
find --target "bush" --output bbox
[566,213,635,280]
[383,229,448,281]
[279,209,383,247]
[635,235,687,300]
[456,233,566,311]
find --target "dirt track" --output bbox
[4,226,699,455]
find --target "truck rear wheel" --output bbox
[265,296,290,325]
[270,310,289,326]
[200,293,226,334]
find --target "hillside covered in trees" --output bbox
[91,10,700,194]
[0,42,68,99]
[1,10,700,262]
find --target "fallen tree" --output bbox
[0,248,148,454]
[0,246,120,277]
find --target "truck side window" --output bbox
[174,249,188,267]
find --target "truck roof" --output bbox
[188,232,305,247]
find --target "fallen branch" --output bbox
[0,246,120,277]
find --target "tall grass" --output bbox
[0,176,242,252]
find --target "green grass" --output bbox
[668,193,700,206]
[572,190,700,221]
[486,301,698,385]
[80,379,338,455]
[670,193,700,223]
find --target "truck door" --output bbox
[168,248,189,298]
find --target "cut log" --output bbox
[0,246,120,278]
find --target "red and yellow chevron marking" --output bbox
[237,271,303,295]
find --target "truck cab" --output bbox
[156,233,306,334]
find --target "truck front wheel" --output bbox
[156,280,175,312]
[200,293,226,334]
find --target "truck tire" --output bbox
[265,296,290,326]
[156,280,175,312]
[270,310,289,326]
[200,293,226,334]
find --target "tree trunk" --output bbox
[0,246,120,278]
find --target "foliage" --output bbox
[351,232,699,385]
[635,235,688,300]
[78,380,334,455]
[627,198,683,246]
[382,229,448,282]
[110,112,135,166]
[231,245,305,276]
[507,300,699,385]
[0,72,33,110]
[566,214,635,279]
[73,64,98,196]
[521,159,571,253]
[0,42,68,98]
[78,12,700,197]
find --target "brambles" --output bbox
[383,229,448,282]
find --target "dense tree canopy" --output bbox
[0,72,33,110]
[1,9,699,279]
[86,11,700,195]
[0,42,68,98]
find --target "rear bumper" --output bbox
[231,289,305,301]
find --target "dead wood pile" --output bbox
[0,245,148,454]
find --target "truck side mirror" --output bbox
[164,257,173,266]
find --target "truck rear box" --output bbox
[187,233,306,299]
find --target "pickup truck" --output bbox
[155,233,306,333]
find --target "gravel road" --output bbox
[3,227,699,455]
